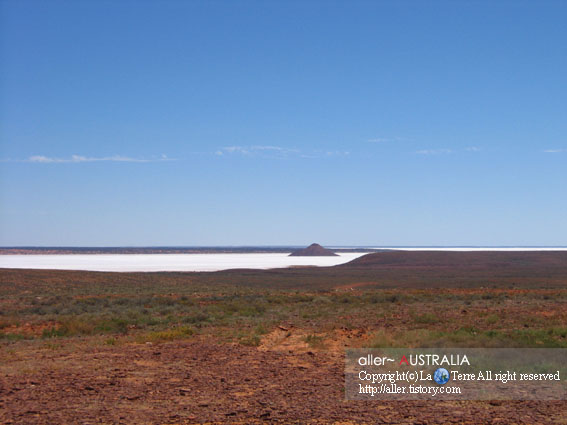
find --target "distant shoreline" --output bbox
[1,246,566,255]
[0,247,381,255]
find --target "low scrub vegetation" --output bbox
[1,268,566,349]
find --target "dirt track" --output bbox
[2,340,565,424]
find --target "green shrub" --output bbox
[303,334,325,349]
[137,326,194,343]
[0,331,26,341]
[411,312,438,324]
[239,334,261,346]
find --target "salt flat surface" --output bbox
[0,253,367,272]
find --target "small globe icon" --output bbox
[433,368,450,385]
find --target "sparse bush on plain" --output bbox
[411,312,439,324]
[0,331,26,341]
[136,326,194,343]
[303,334,325,349]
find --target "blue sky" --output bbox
[1,0,566,246]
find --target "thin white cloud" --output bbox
[216,145,350,159]
[543,149,566,153]
[253,145,299,153]
[367,136,409,143]
[416,147,480,155]
[216,145,299,158]
[415,149,453,155]
[21,154,174,163]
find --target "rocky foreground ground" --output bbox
[2,339,565,424]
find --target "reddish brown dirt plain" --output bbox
[2,337,565,424]
[2,252,567,424]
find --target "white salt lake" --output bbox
[0,253,368,272]
[1,248,565,272]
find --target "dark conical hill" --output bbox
[289,243,338,257]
